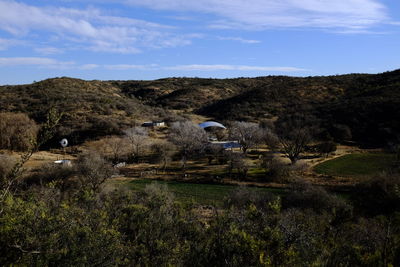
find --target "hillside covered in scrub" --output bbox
[1,69,400,147]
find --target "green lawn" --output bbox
[313,153,396,178]
[122,179,285,206]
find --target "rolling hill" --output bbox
[1,69,400,147]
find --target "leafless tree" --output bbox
[279,128,312,165]
[225,151,251,180]
[263,128,280,151]
[205,143,225,165]
[275,116,314,165]
[76,152,115,192]
[124,127,149,162]
[102,136,129,163]
[229,121,263,155]
[151,140,176,172]
[169,121,208,171]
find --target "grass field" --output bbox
[121,179,285,206]
[313,153,396,178]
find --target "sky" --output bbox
[0,0,399,84]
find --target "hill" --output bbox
[0,77,167,145]
[1,70,400,147]
[112,70,400,146]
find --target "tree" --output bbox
[205,143,225,165]
[102,136,129,164]
[317,141,337,157]
[124,127,149,162]
[275,116,315,165]
[76,152,115,192]
[225,151,252,179]
[151,140,176,172]
[0,113,39,151]
[169,121,208,172]
[262,128,280,151]
[331,124,352,143]
[0,108,63,214]
[229,121,263,155]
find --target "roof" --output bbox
[199,121,226,129]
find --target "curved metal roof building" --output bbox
[198,121,226,129]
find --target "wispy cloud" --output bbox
[0,37,24,50]
[34,46,64,55]
[217,36,261,44]
[165,64,308,72]
[124,0,389,31]
[0,57,74,68]
[0,0,192,54]
[0,56,308,73]
[79,64,100,70]
[104,64,158,70]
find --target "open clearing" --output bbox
[313,153,396,178]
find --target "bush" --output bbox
[224,186,277,212]
[0,113,38,151]
[317,141,337,157]
[283,182,352,218]
[75,152,116,192]
[261,153,292,182]
[23,163,77,192]
[0,154,16,186]
[353,172,400,216]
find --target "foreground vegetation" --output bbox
[1,176,400,266]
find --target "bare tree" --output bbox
[169,121,208,172]
[229,121,263,155]
[76,152,115,192]
[275,116,315,165]
[205,143,225,165]
[151,140,176,172]
[124,127,149,162]
[102,136,129,164]
[225,151,251,180]
[263,128,280,152]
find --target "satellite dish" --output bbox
[60,138,68,148]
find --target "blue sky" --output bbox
[0,0,399,84]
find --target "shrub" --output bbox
[224,186,277,212]
[0,154,16,186]
[0,113,38,151]
[283,182,352,218]
[353,172,400,216]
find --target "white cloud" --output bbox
[34,46,64,55]
[80,64,100,70]
[0,38,24,50]
[0,0,192,54]
[0,57,74,68]
[124,0,388,30]
[165,64,308,72]
[104,64,158,70]
[0,57,308,73]
[217,36,261,44]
